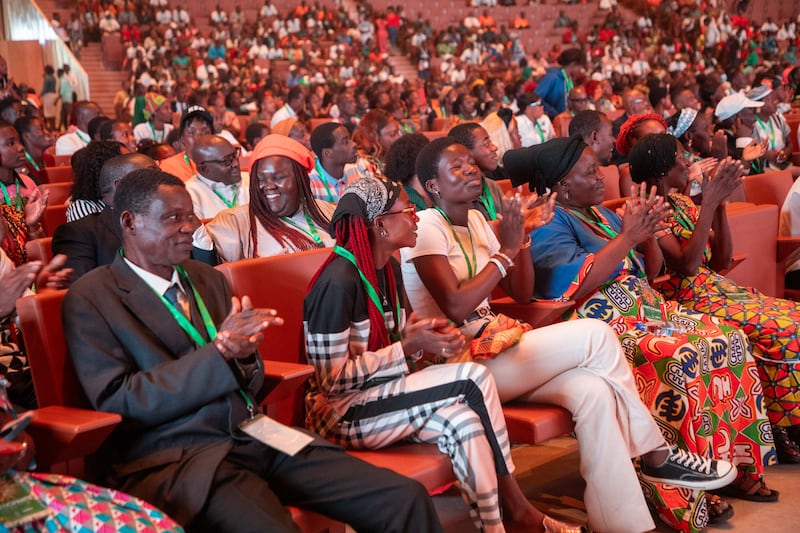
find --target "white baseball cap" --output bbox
[715,91,764,120]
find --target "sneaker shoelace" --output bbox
[671,447,712,475]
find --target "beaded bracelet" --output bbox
[489,257,508,278]
[494,251,514,269]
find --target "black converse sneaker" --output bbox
[639,445,737,490]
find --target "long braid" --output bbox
[249,159,331,256]
[310,216,391,352]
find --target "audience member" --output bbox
[308,122,358,203]
[62,168,442,533]
[186,135,249,220]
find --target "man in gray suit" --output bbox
[63,168,442,533]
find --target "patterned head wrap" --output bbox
[667,108,698,139]
[144,93,166,121]
[330,176,402,231]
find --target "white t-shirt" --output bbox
[400,209,499,319]
[780,177,800,273]
[133,122,174,144]
[517,114,555,148]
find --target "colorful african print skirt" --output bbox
[662,267,800,428]
[574,275,775,532]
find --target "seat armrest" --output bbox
[778,236,800,263]
[262,361,314,405]
[490,298,574,328]
[27,406,121,469]
[718,252,747,276]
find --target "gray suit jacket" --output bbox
[63,254,264,524]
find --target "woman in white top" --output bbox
[399,137,738,533]
[199,135,334,261]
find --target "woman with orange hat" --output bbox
[197,134,334,261]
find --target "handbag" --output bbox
[469,313,532,360]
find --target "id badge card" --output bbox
[636,278,664,322]
[239,414,314,456]
[713,279,753,302]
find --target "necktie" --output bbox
[164,283,190,318]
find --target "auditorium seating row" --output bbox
[17,174,799,531]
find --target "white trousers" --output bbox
[469,318,665,533]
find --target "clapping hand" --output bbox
[620,183,672,246]
[742,139,768,162]
[701,157,745,207]
[24,189,48,228]
[402,312,465,360]
[522,191,557,232]
[215,296,284,360]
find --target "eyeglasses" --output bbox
[570,97,589,103]
[201,147,240,167]
[528,101,542,107]
[380,205,416,218]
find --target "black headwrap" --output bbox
[502,135,587,193]
[330,176,403,232]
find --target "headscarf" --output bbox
[503,135,587,193]
[615,113,668,157]
[271,117,299,138]
[667,108,698,139]
[248,134,314,177]
[143,93,166,121]
[330,175,402,232]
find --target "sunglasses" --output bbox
[380,205,417,218]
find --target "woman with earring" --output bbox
[304,176,584,533]
[400,137,738,533]
[513,135,776,532]
[630,133,800,471]
[196,135,334,261]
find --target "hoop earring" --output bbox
[380,229,388,237]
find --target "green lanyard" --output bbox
[25,152,43,172]
[149,121,165,142]
[75,130,90,145]
[434,206,477,278]
[212,186,238,209]
[281,209,323,246]
[755,115,775,149]
[314,159,335,203]
[568,207,645,277]
[562,68,574,94]
[334,245,402,341]
[184,152,192,168]
[134,256,257,417]
[0,177,23,211]
[667,195,711,263]
[478,180,498,221]
[535,119,546,143]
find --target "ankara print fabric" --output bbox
[662,193,800,427]
[531,206,775,533]
[8,472,183,532]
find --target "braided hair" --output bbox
[615,113,668,157]
[311,215,397,351]
[628,133,679,184]
[249,156,330,256]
